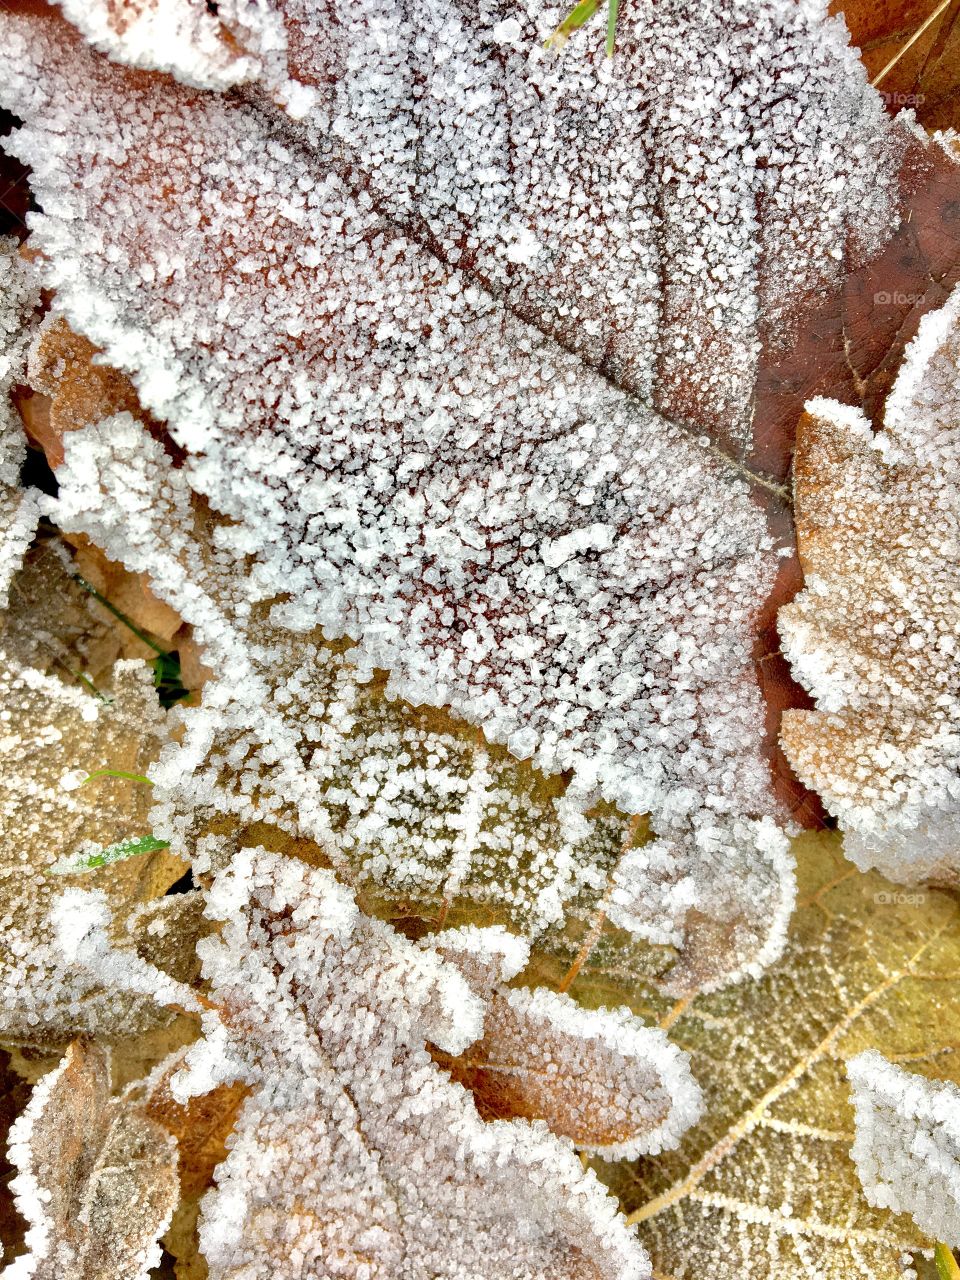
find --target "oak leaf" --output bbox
[780,284,960,882]
[431,925,703,1158]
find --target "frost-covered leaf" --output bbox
[5,1038,179,1280]
[0,647,185,1049]
[780,284,960,884]
[599,830,960,1279]
[72,842,652,1279]
[848,1050,960,1247]
[431,925,703,1157]
[0,238,41,607]
[0,2,910,919]
[47,409,791,989]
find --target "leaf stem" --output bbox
[870,0,954,88]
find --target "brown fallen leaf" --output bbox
[837,0,960,131]
[431,925,703,1157]
[5,1038,179,1279]
[780,281,960,886]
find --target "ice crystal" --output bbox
[51,410,791,984]
[848,1050,960,1246]
[0,4,901,853]
[0,239,41,607]
[4,1038,179,1280]
[781,286,960,883]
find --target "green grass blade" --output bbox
[936,1244,960,1280]
[49,833,170,875]
[81,768,154,787]
[606,0,619,55]
[545,0,603,49]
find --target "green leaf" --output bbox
[50,834,170,875]
[936,1244,960,1280]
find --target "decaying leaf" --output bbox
[848,1050,960,1246]
[431,925,703,1158]
[0,238,41,607]
[0,644,185,1050]
[599,830,960,1279]
[48,409,792,990]
[780,284,960,884]
[4,1038,179,1279]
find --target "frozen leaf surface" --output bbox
[600,831,960,1279]
[848,1050,960,1246]
[70,842,652,1279]
[432,925,703,1157]
[0,3,906,900]
[4,1038,179,1280]
[780,285,960,883]
[50,409,792,987]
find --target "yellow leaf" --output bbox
[597,830,960,1279]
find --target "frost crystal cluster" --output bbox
[848,1050,960,1246]
[62,844,653,1279]
[0,239,40,606]
[781,286,960,883]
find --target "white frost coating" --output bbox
[56,0,260,90]
[173,847,651,1279]
[430,924,533,990]
[188,0,899,443]
[51,887,203,1014]
[0,17,786,855]
[848,1051,960,1245]
[782,285,960,884]
[0,239,41,606]
[0,651,176,1046]
[5,1041,179,1280]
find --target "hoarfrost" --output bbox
[848,1051,960,1246]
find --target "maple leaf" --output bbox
[0,1,911,872]
[4,1038,179,1279]
[597,830,960,1279]
[780,283,960,883]
[848,1049,960,1247]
